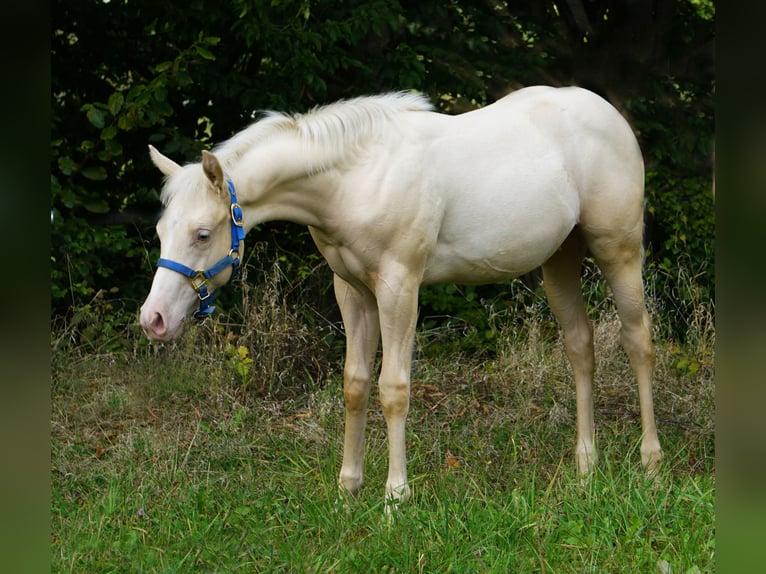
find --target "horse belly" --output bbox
[422,179,578,285]
[424,223,572,285]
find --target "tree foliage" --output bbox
[51,0,714,341]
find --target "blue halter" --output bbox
[156,177,246,319]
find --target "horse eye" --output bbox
[196,230,211,242]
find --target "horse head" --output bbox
[139,146,245,340]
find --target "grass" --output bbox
[51,276,714,573]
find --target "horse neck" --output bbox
[230,133,339,230]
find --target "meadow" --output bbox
[51,267,714,573]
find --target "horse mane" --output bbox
[159,92,433,206]
[212,91,434,172]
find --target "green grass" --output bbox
[51,298,714,573]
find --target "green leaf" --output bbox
[100,125,118,141]
[107,92,124,116]
[57,156,76,176]
[83,199,110,214]
[154,61,173,73]
[86,108,106,129]
[117,114,135,131]
[82,166,108,181]
[105,139,123,157]
[195,45,216,61]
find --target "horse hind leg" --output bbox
[542,229,597,475]
[586,229,663,474]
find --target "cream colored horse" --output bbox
[140,86,662,508]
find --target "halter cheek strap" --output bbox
[156,177,246,319]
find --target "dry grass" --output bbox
[51,261,715,486]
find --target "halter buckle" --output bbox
[230,203,244,227]
[188,270,209,293]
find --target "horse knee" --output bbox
[620,322,654,365]
[562,321,595,370]
[379,378,410,418]
[344,374,370,413]
[564,322,593,355]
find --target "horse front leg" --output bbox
[333,275,380,498]
[373,269,420,512]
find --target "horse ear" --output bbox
[201,150,226,195]
[148,145,181,177]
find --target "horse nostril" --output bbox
[141,310,167,339]
[150,312,166,336]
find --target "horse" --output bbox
[139,86,663,509]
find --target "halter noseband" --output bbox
[156,177,246,319]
